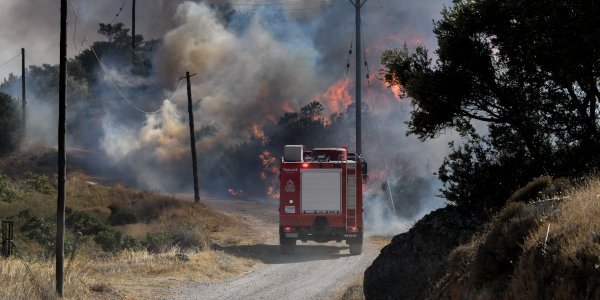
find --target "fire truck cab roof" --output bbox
[306,148,348,162]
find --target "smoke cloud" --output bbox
[1,0,454,235]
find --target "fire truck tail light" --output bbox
[283,226,295,232]
[348,226,358,232]
[302,163,309,168]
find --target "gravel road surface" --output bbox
[171,197,381,300]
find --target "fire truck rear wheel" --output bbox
[280,237,296,255]
[349,242,362,255]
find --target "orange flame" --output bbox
[391,84,403,101]
[251,123,268,145]
[259,150,280,199]
[315,78,352,114]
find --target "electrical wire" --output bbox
[215,0,328,6]
[86,78,181,102]
[110,0,128,25]
[68,0,183,115]
[345,39,353,80]
[360,24,395,195]
[0,53,21,70]
[235,5,331,12]
[211,0,333,12]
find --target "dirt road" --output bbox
[170,197,383,300]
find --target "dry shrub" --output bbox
[508,179,600,300]
[508,176,572,204]
[473,202,541,283]
[136,195,182,222]
[0,257,91,299]
[433,178,599,300]
[446,238,481,278]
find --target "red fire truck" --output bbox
[279,145,367,255]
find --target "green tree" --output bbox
[0,92,21,155]
[381,0,600,213]
[76,22,152,81]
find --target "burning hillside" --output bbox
[0,0,454,234]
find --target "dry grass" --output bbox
[0,169,262,299]
[507,176,572,204]
[0,258,91,299]
[433,177,600,300]
[0,247,257,299]
[510,178,600,300]
[85,247,257,299]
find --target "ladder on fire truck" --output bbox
[345,159,357,230]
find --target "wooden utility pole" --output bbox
[57,0,67,297]
[21,48,25,133]
[132,0,136,50]
[349,0,367,156]
[182,72,200,203]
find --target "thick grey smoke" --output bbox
[0,0,453,235]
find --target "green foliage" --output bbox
[20,216,56,247]
[65,207,107,235]
[0,92,21,155]
[145,232,176,253]
[25,172,53,194]
[94,228,122,253]
[98,23,130,44]
[0,172,17,202]
[381,0,600,214]
[107,204,138,226]
[19,215,75,256]
[120,235,144,251]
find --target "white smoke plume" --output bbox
[1,0,455,234]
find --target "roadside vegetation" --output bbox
[0,159,261,299]
[367,0,600,297]
[432,176,599,299]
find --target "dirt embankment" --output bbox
[364,177,600,300]
[363,206,483,299]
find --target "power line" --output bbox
[110,0,128,25]
[68,0,183,115]
[234,5,331,12]
[87,79,181,102]
[211,0,333,11]
[214,0,328,6]
[0,53,21,70]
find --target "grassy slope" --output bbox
[0,148,263,299]
[432,178,600,299]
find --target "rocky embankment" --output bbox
[363,206,483,299]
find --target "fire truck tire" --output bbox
[280,237,296,254]
[349,242,362,255]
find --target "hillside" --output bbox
[364,177,600,299]
[0,147,263,299]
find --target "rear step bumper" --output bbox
[280,227,363,243]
